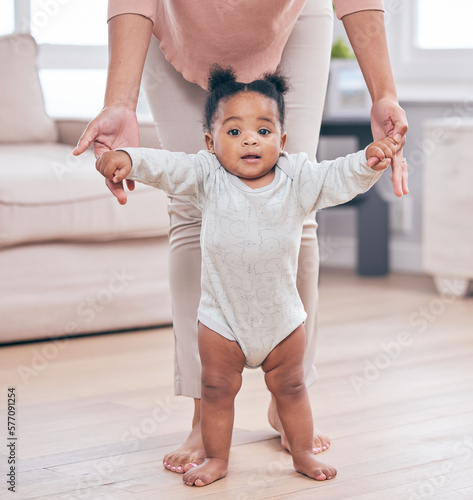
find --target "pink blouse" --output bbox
[108,0,384,89]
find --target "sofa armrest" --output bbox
[55,118,89,146]
[55,118,161,149]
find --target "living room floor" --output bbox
[1,268,473,500]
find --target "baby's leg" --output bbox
[183,323,246,487]
[262,325,337,481]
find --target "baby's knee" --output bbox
[265,369,306,400]
[201,370,242,402]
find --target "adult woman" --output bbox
[74,0,408,474]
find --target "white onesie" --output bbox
[122,148,382,368]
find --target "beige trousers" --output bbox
[143,0,333,398]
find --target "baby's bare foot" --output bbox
[163,422,205,474]
[292,452,337,481]
[268,397,331,454]
[182,458,228,486]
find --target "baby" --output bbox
[96,67,397,487]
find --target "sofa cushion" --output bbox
[0,238,173,342]
[0,144,171,248]
[0,34,58,143]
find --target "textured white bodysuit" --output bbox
[123,148,381,367]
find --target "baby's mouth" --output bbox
[241,154,261,160]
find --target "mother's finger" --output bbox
[105,178,128,205]
[391,152,409,196]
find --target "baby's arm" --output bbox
[294,136,399,214]
[95,147,213,208]
[366,136,398,172]
[96,150,132,184]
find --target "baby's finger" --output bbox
[98,156,125,181]
[96,153,114,179]
[102,161,121,180]
[366,145,386,166]
[383,136,399,155]
[366,155,380,168]
[372,157,391,171]
[383,135,399,150]
[113,167,128,183]
[377,141,396,160]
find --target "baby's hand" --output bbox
[366,137,398,171]
[96,150,132,183]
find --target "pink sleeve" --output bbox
[107,0,158,25]
[334,0,384,20]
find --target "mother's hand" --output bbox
[73,106,140,204]
[371,97,409,197]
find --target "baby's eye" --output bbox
[228,129,240,136]
[258,128,271,135]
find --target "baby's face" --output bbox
[205,92,287,188]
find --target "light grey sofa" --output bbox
[0,34,173,343]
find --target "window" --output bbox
[386,0,473,85]
[4,0,151,119]
[29,0,108,118]
[416,0,473,49]
[39,69,107,118]
[30,0,108,46]
[0,1,15,35]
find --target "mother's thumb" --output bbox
[392,116,408,144]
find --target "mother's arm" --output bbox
[342,10,409,197]
[73,13,153,204]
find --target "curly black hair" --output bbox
[203,65,290,132]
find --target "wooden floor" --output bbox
[1,269,473,500]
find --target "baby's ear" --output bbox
[280,132,287,154]
[205,132,215,153]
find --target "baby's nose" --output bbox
[243,134,258,145]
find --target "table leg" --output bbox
[357,188,389,276]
